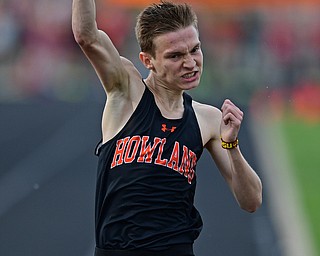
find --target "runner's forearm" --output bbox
[228,148,262,212]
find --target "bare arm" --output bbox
[72,0,146,144]
[207,138,262,213]
[196,101,262,212]
[71,0,129,93]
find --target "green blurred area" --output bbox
[281,117,320,255]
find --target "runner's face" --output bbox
[151,26,203,91]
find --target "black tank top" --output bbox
[95,84,203,250]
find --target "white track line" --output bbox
[249,115,316,256]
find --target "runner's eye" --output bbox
[170,54,181,59]
[191,46,200,53]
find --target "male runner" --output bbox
[72,1,262,255]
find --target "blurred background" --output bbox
[1,0,319,255]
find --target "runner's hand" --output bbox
[220,99,243,142]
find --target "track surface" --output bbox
[0,102,281,256]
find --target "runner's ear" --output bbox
[139,52,154,70]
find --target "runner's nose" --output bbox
[183,54,196,68]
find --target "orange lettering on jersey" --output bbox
[179,145,190,176]
[155,138,167,166]
[188,150,197,184]
[111,137,130,168]
[167,141,180,172]
[137,136,161,163]
[110,135,198,184]
[124,136,141,164]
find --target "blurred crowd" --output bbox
[0,0,101,102]
[0,0,320,112]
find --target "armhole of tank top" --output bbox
[185,94,204,148]
[95,83,148,156]
[95,140,103,156]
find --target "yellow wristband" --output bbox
[221,137,238,149]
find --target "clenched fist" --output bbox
[220,99,243,143]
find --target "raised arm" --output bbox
[71,0,129,93]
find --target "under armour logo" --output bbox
[161,124,177,133]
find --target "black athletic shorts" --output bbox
[94,244,195,256]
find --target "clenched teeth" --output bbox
[182,72,196,79]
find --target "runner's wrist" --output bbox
[220,137,238,149]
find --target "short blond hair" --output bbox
[135,1,198,57]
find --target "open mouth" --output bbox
[182,72,197,79]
